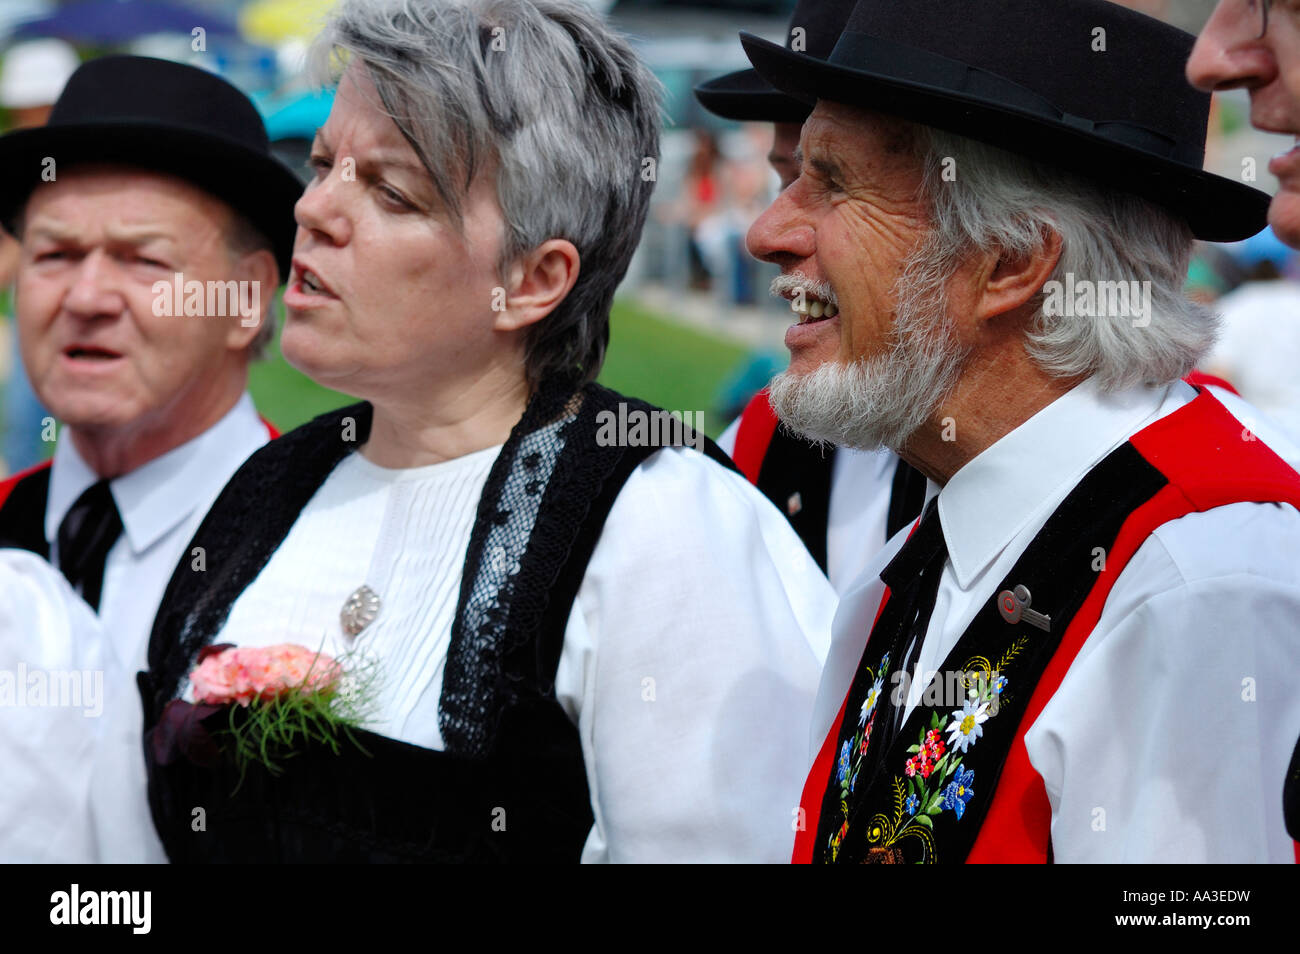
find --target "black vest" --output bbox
[140,379,735,863]
[0,465,51,557]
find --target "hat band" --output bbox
[827,31,1204,168]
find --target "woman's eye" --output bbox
[379,184,415,210]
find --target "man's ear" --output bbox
[973,227,1063,327]
[495,239,580,332]
[224,248,278,351]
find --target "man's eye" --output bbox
[307,156,331,176]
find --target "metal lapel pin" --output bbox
[997,584,1051,632]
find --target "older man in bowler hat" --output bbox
[741,0,1300,862]
[1189,0,1300,854]
[696,0,930,595]
[0,55,301,860]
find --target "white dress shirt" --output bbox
[46,393,271,862]
[816,377,1300,862]
[207,442,836,863]
[0,550,105,862]
[718,420,905,595]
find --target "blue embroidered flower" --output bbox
[905,793,920,816]
[992,674,1008,695]
[837,740,852,783]
[943,767,976,819]
[946,699,990,753]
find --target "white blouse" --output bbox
[209,442,836,862]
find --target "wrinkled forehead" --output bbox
[802,101,924,159]
[20,163,234,236]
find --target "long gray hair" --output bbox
[909,126,1215,392]
[309,0,661,387]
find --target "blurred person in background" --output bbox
[1202,227,1300,442]
[696,0,928,594]
[1189,0,1300,852]
[680,128,722,290]
[0,54,297,860]
[0,39,78,476]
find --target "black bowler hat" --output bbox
[740,0,1269,242]
[694,0,856,123]
[0,55,302,278]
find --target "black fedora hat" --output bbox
[0,55,302,278]
[694,0,856,123]
[740,0,1269,242]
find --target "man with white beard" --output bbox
[742,0,1300,862]
[696,0,930,593]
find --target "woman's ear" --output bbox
[495,239,581,332]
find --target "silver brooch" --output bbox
[341,584,381,637]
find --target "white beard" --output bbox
[768,260,969,453]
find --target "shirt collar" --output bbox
[46,393,265,555]
[936,377,1177,590]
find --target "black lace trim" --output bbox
[440,377,732,756]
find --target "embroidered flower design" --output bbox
[942,767,976,819]
[837,740,852,783]
[860,674,885,726]
[924,729,946,760]
[946,699,990,753]
[992,674,1008,695]
[905,751,936,779]
[905,793,920,816]
[860,714,875,755]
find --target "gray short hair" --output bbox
[309,0,661,388]
[909,127,1213,392]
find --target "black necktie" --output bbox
[56,479,123,612]
[886,457,929,540]
[817,497,949,849]
[876,497,948,742]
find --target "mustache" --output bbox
[770,273,837,306]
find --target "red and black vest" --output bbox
[793,388,1300,863]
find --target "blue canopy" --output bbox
[14,0,238,44]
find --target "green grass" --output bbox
[248,299,752,438]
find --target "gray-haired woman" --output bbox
[136,0,833,862]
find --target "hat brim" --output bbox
[740,32,1270,243]
[0,122,302,278]
[693,68,812,124]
